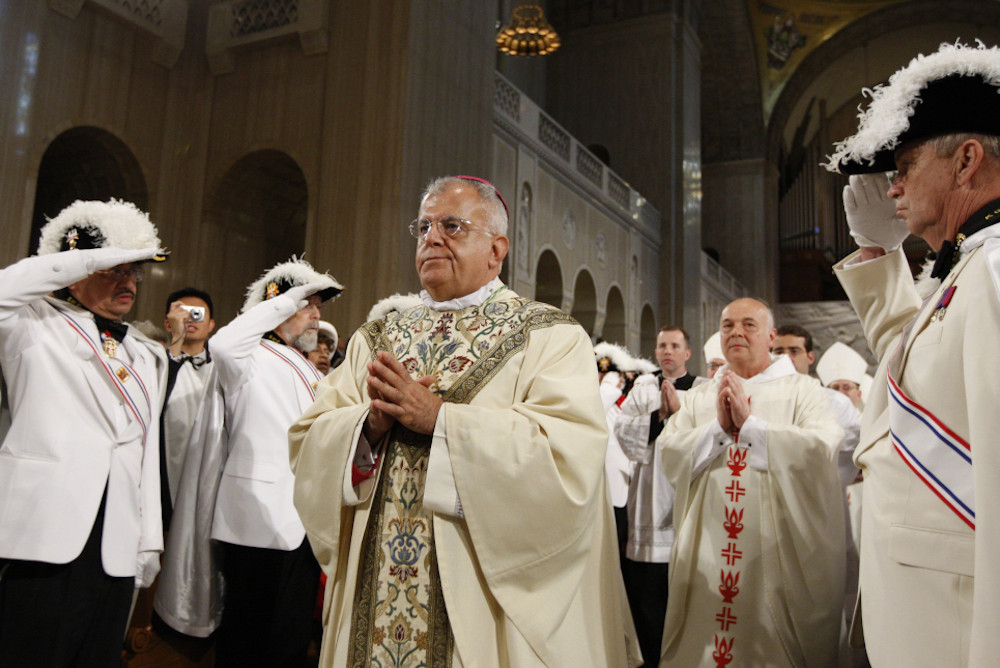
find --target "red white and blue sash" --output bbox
[260,339,322,400]
[888,371,974,529]
[58,310,153,441]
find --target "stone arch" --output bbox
[201,149,309,321]
[534,247,563,309]
[763,3,1000,297]
[767,0,1000,164]
[29,126,148,254]
[569,267,597,337]
[640,303,657,359]
[603,283,626,347]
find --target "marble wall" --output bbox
[0,1,496,331]
[2,1,719,357]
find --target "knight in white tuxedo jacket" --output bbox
[827,42,1000,667]
[206,258,342,668]
[0,199,168,667]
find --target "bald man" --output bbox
[657,299,845,667]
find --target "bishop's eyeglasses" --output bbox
[409,217,488,241]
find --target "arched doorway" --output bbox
[640,304,657,359]
[570,269,597,337]
[603,285,626,346]
[534,248,563,309]
[201,150,309,322]
[30,126,147,254]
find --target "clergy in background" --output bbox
[658,298,845,667]
[289,175,639,667]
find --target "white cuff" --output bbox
[691,419,731,478]
[423,406,464,518]
[843,254,868,268]
[739,415,769,471]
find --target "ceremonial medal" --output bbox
[930,286,957,323]
[101,331,118,358]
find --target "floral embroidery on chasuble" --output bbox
[346,288,576,667]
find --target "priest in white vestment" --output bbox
[658,298,845,667]
[289,176,639,667]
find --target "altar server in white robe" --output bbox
[658,298,845,667]
[826,40,1000,667]
[289,175,639,667]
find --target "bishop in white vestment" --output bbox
[290,176,638,667]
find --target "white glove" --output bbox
[282,281,328,308]
[81,246,161,273]
[843,173,909,251]
[135,550,161,589]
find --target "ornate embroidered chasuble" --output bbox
[346,287,576,667]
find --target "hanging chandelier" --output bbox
[496,5,561,56]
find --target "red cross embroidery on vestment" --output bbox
[715,607,738,631]
[725,480,746,502]
[721,542,743,566]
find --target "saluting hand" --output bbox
[843,173,907,251]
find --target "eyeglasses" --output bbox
[96,266,144,282]
[828,381,860,392]
[408,216,486,241]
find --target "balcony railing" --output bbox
[493,72,660,241]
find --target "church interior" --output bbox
[4,1,1000,374]
[3,1,1000,665]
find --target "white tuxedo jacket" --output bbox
[836,239,1000,667]
[0,251,165,585]
[209,295,322,550]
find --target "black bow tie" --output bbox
[929,242,957,280]
[94,315,129,343]
[64,294,128,342]
[929,197,1000,279]
[180,351,210,369]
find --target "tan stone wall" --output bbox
[0,1,495,334]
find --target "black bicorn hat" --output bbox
[826,41,1000,175]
